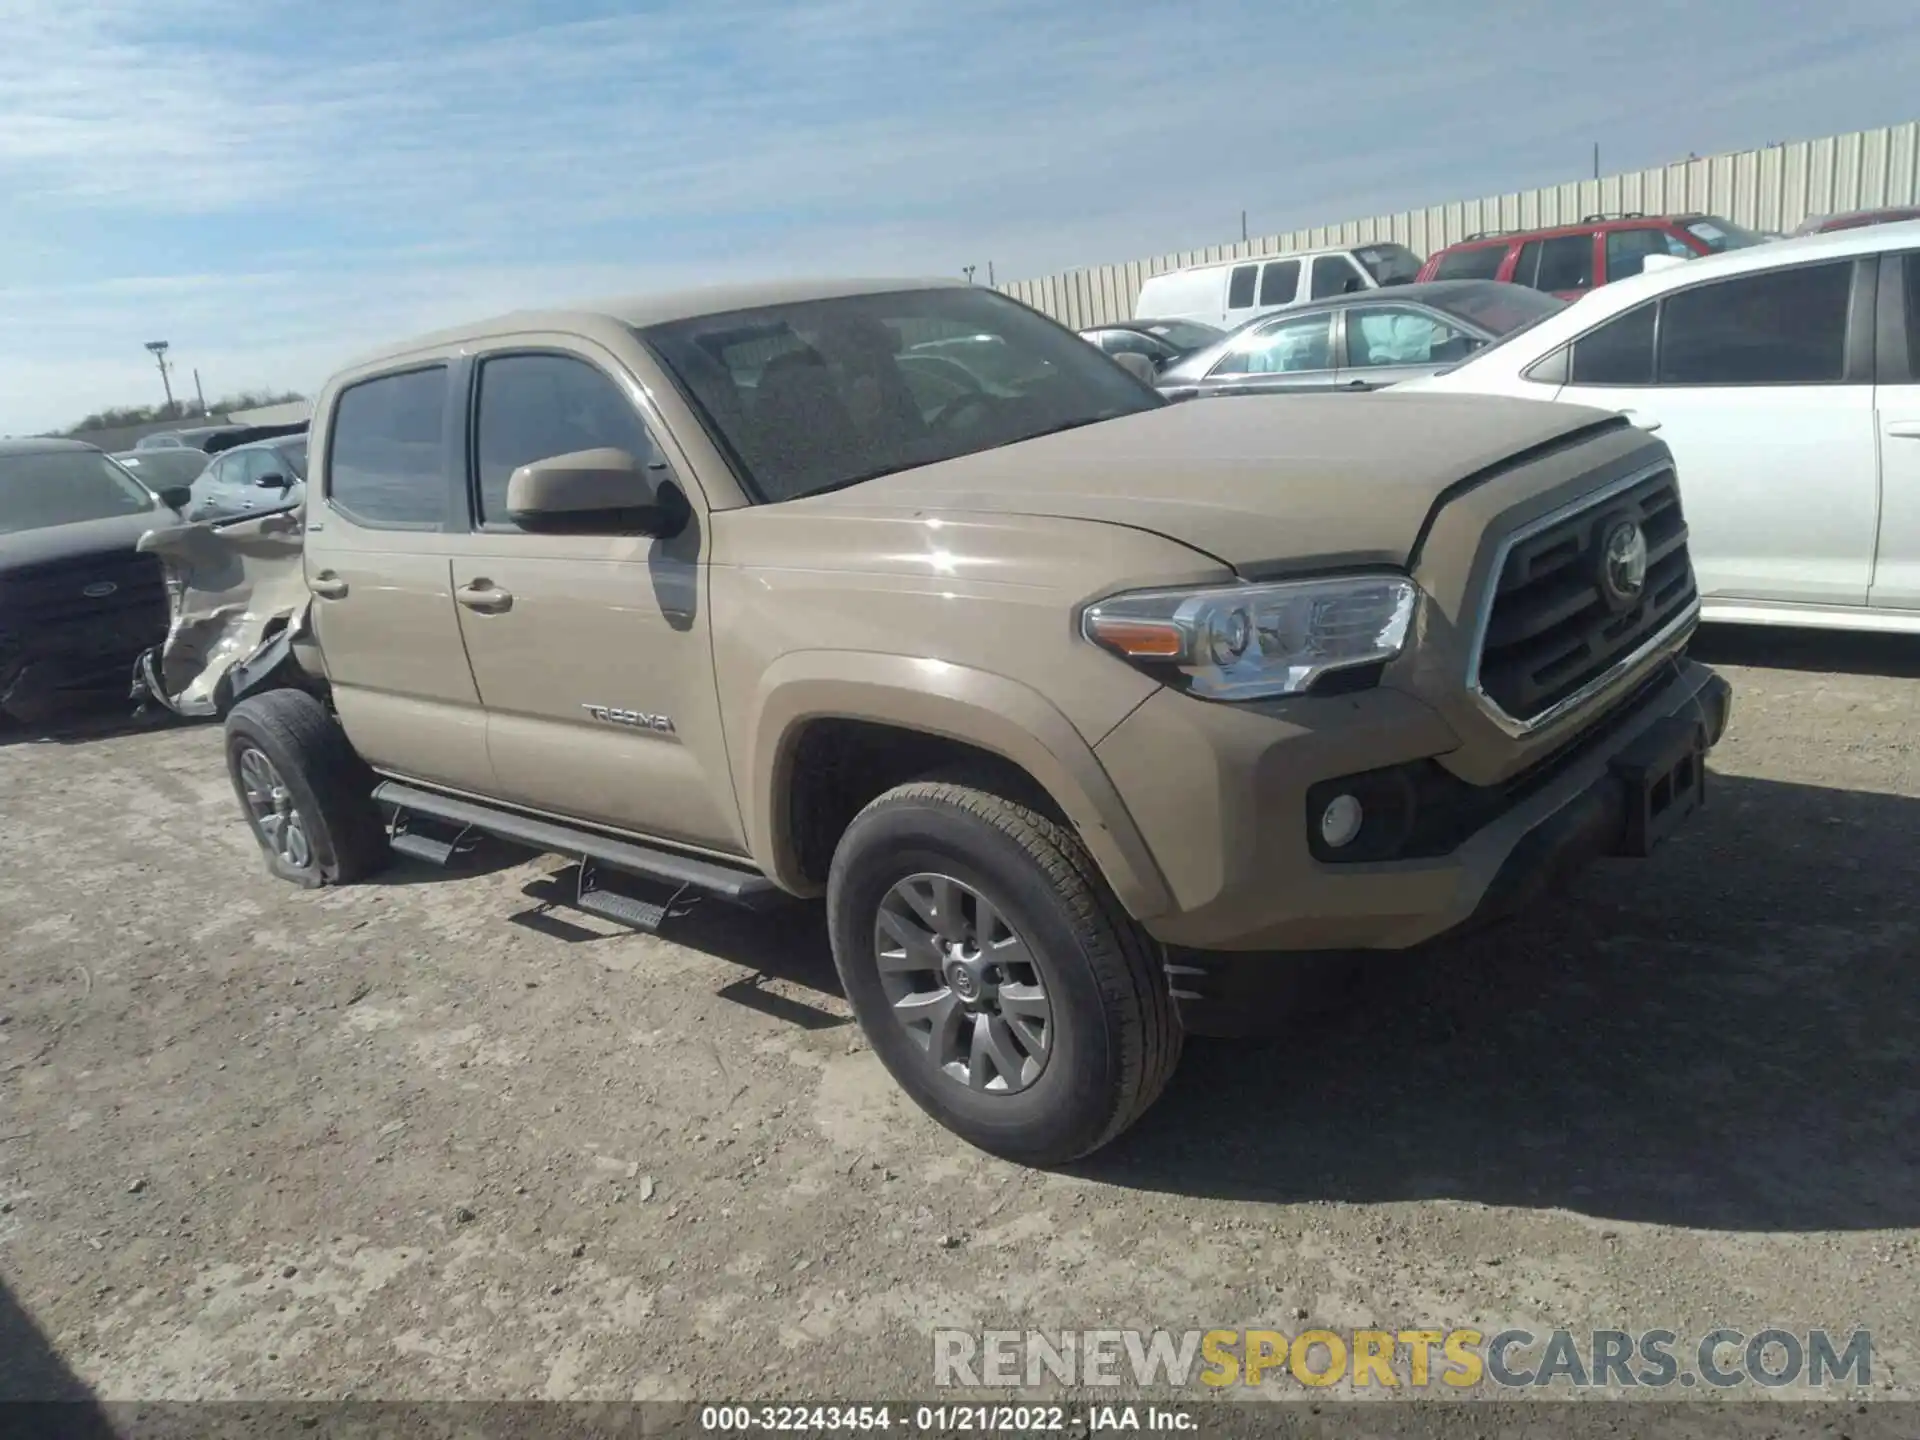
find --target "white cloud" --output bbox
[3,0,1919,432]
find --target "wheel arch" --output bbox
[744,652,1173,921]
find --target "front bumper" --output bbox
[1094,655,1730,956]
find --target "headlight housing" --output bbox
[1081,574,1418,700]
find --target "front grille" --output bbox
[0,550,170,659]
[1474,468,1696,728]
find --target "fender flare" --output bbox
[745,651,1174,920]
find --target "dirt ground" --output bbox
[2,626,1917,1410]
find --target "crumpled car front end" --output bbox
[132,506,314,717]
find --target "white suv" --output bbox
[1404,221,1920,634]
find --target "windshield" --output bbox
[114,449,209,488]
[1683,216,1764,252]
[1354,243,1424,286]
[641,287,1161,504]
[1433,284,1567,336]
[1136,319,1224,351]
[0,449,158,534]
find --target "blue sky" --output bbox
[3,0,1918,435]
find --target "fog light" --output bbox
[1319,793,1365,849]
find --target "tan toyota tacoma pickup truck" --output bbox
[212,277,1730,1164]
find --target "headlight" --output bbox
[1081,574,1417,700]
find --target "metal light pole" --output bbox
[144,340,176,416]
[962,265,976,285]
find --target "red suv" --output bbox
[1415,212,1766,299]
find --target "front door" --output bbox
[1552,259,1879,606]
[305,362,494,792]
[447,343,744,854]
[1338,303,1485,389]
[1870,249,1920,610]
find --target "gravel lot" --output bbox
[2,627,1917,1411]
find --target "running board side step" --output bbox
[372,780,782,907]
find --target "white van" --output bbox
[1134,242,1424,328]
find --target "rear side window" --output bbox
[1257,259,1300,307]
[327,367,450,527]
[1516,235,1594,292]
[1433,245,1507,281]
[1310,255,1364,300]
[1226,264,1258,309]
[1570,302,1656,386]
[473,353,664,527]
[1657,262,1853,385]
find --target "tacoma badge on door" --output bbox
[581,703,676,735]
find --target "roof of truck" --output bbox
[338,277,970,373]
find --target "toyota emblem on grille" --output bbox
[1598,520,1648,610]
[81,581,119,599]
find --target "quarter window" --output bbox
[473,353,664,527]
[1570,302,1656,386]
[1656,262,1853,385]
[327,367,450,527]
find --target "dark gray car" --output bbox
[1154,280,1566,400]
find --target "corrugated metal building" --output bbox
[999,120,1920,329]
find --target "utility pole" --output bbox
[1592,143,1600,180]
[144,340,176,416]
[1241,210,1248,242]
[987,261,995,286]
[193,368,208,416]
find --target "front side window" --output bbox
[1209,313,1336,376]
[1353,243,1423,286]
[1434,245,1507,281]
[1258,259,1300,307]
[0,449,158,535]
[1570,302,1656,386]
[642,288,1159,505]
[1606,227,1694,280]
[327,366,450,527]
[1656,262,1853,385]
[1345,307,1479,367]
[473,353,663,527]
[1226,264,1259,310]
[1310,255,1365,300]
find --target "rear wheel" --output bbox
[827,775,1181,1164]
[223,689,389,887]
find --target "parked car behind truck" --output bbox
[1134,242,1423,330]
[0,440,191,725]
[204,278,1730,1164]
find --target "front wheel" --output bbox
[826,776,1182,1165]
[223,689,389,888]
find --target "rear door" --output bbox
[305,361,495,791]
[1869,249,1920,610]
[1551,257,1878,607]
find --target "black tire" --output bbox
[223,688,389,888]
[826,775,1182,1165]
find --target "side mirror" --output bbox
[157,485,195,512]
[255,472,292,489]
[1112,352,1158,385]
[505,447,686,537]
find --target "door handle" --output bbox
[1888,422,1920,439]
[1618,409,1662,432]
[310,572,349,599]
[455,581,514,613]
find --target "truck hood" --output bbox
[0,508,169,572]
[819,390,1619,572]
